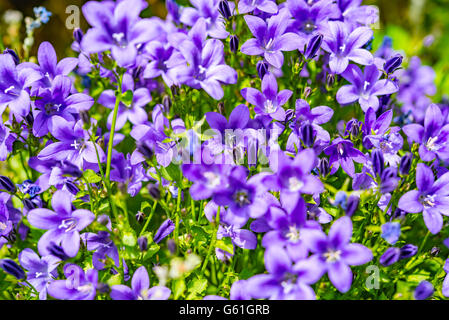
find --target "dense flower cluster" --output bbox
[0,0,448,300]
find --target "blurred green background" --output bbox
[1,0,449,97]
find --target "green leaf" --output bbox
[83,169,102,183]
[186,278,208,299]
[122,231,137,247]
[173,278,186,299]
[215,237,234,254]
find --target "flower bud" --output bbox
[0,259,25,279]
[326,73,335,87]
[23,198,37,211]
[218,0,232,20]
[379,247,400,266]
[305,34,323,60]
[138,236,148,252]
[256,60,269,79]
[318,158,330,177]
[230,35,239,53]
[170,85,179,96]
[167,239,176,254]
[380,167,399,193]
[384,54,403,74]
[217,101,225,114]
[346,195,359,217]
[303,86,312,99]
[414,281,434,300]
[399,152,412,175]
[430,246,440,256]
[153,219,175,244]
[0,176,16,193]
[80,110,90,126]
[300,123,316,147]
[399,244,418,260]
[47,242,69,260]
[371,150,384,177]
[162,95,172,112]
[97,283,110,294]
[65,181,79,195]
[3,48,20,65]
[135,211,145,223]
[148,184,161,200]
[25,112,34,126]
[73,28,84,43]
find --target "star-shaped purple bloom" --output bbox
[403,104,449,162]
[241,73,292,121]
[27,190,95,257]
[81,231,120,270]
[238,0,278,14]
[336,64,398,112]
[323,137,366,177]
[398,163,449,234]
[240,8,302,69]
[322,21,373,74]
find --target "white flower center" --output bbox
[363,81,370,91]
[264,100,276,114]
[265,38,274,52]
[324,249,341,263]
[286,225,301,242]
[288,176,304,192]
[0,222,7,231]
[204,171,220,188]
[426,136,440,152]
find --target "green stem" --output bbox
[105,73,124,181]
[201,206,220,274]
[139,201,158,237]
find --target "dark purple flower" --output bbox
[153,219,175,244]
[323,137,366,177]
[414,281,434,300]
[0,259,25,280]
[379,247,400,267]
[110,266,171,300]
[143,41,183,87]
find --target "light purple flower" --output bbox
[47,264,98,300]
[323,137,366,177]
[238,0,278,14]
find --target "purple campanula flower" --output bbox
[153,219,176,244]
[286,99,333,154]
[245,245,317,300]
[18,248,60,300]
[336,64,398,112]
[323,137,366,177]
[98,73,151,130]
[0,122,15,161]
[398,163,449,234]
[81,231,120,270]
[32,75,93,137]
[263,148,323,195]
[21,41,78,89]
[337,0,379,27]
[47,264,98,300]
[399,244,418,259]
[240,8,302,69]
[0,259,25,280]
[81,0,155,67]
[213,166,276,219]
[27,190,95,257]
[253,192,321,261]
[238,0,278,14]
[379,247,400,267]
[173,19,237,100]
[442,259,449,297]
[37,117,105,170]
[0,54,42,119]
[110,266,171,300]
[143,41,184,87]
[180,0,229,39]
[110,152,148,197]
[403,104,449,162]
[322,21,373,74]
[304,216,373,293]
[241,73,291,121]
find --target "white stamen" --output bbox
[324,249,341,262]
[112,32,125,43]
[286,225,300,242]
[363,81,370,91]
[339,44,346,53]
[426,136,440,152]
[4,85,15,94]
[288,176,304,192]
[264,100,276,114]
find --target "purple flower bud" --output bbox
[153,219,175,244]
[399,244,418,259]
[346,195,359,217]
[0,259,25,280]
[3,48,20,65]
[138,236,148,251]
[23,198,37,211]
[65,181,79,195]
[303,86,312,99]
[380,167,399,193]
[399,152,412,175]
[319,158,330,177]
[97,215,110,226]
[0,176,16,193]
[384,54,403,74]
[170,85,179,96]
[392,208,407,219]
[80,111,90,125]
[73,28,84,43]
[305,34,323,60]
[256,60,269,79]
[430,246,440,256]
[301,123,316,147]
[25,112,34,126]
[230,35,239,53]
[162,95,172,112]
[371,150,384,177]
[326,73,335,87]
[414,281,434,300]
[148,185,161,200]
[379,247,400,266]
[348,121,359,138]
[135,211,145,224]
[218,0,232,20]
[97,283,110,294]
